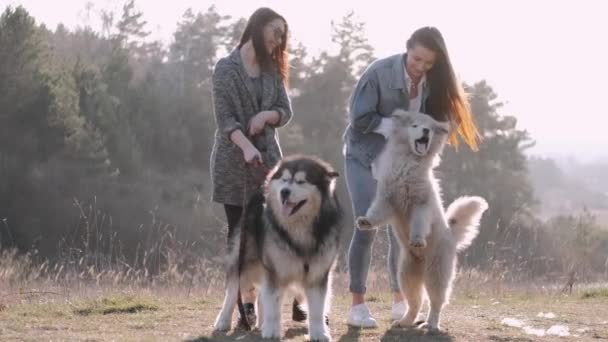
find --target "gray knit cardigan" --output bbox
[210,48,293,205]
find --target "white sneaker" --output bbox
[347,303,378,328]
[391,301,407,321]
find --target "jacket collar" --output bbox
[390,53,430,102]
[228,48,276,111]
[389,53,407,90]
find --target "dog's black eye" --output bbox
[412,124,418,128]
[295,180,305,185]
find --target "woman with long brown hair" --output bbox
[210,7,300,329]
[342,26,480,327]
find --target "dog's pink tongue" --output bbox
[282,202,295,217]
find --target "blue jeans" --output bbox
[344,156,400,294]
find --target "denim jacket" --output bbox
[342,53,431,167]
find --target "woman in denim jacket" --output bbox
[342,26,481,327]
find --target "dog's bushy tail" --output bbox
[445,196,488,251]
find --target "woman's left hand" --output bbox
[248,111,279,136]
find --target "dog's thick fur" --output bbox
[213,155,343,341]
[356,109,489,332]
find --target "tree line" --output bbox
[1,2,606,280]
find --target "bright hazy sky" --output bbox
[4,0,608,161]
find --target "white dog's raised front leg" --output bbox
[356,196,393,230]
[260,280,284,339]
[408,203,431,248]
[306,284,331,342]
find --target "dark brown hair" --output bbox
[238,7,289,85]
[407,27,480,150]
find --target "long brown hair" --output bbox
[407,27,480,150]
[238,7,289,85]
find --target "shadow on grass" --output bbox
[284,326,308,339]
[188,327,265,341]
[380,326,455,342]
[336,325,364,341]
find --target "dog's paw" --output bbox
[355,217,373,230]
[391,318,416,329]
[391,320,408,329]
[309,320,331,341]
[261,322,281,339]
[409,236,427,248]
[213,318,231,332]
[418,322,444,334]
[391,312,421,329]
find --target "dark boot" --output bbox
[291,299,330,326]
[236,303,256,330]
[292,299,307,322]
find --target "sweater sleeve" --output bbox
[212,66,242,139]
[269,77,293,127]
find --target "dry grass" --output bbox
[1,283,607,341]
[1,261,607,342]
[1,204,607,341]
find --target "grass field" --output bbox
[1,281,607,341]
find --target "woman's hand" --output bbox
[248,110,280,136]
[229,129,262,165]
[243,144,262,165]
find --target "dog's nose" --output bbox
[422,128,430,135]
[280,188,291,201]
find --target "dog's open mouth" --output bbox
[414,136,429,154]
[281,199,307,217]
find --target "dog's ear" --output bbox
[434,121,450,134]
[326,171,339,179]
[325,170,339,194]
[391,109,417,124]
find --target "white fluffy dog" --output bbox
[356,109,488,332]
